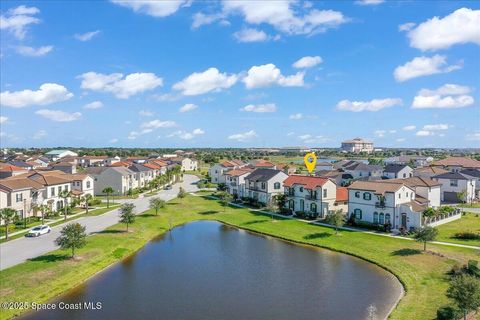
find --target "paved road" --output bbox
[0,174,199,271]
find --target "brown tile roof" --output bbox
[390,176,441,188]
[82,156,108,160]
[284,175,330,189]
[336,187,348,202]
[0,177,45,191]
[348,180,405,195]
[0,163,27,172]
[220,159,245,168]
[149,160,168,167]
[142,163,161,170]
[27,172,70,186]
[109,161,131,167]
[224,168,254,177]
[433,157,480,169]
[407,201,427,213]
[250,159,276,168]
[414,166,449,175]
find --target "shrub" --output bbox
[436,306,460,320]
[88,198,102,206]
[295,211,305,218]
[454,232,480,240]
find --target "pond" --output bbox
[23,221,402,320]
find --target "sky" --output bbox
[0,0,479,149]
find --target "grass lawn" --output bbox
[435,211,480,246]
[96,194,139,200]
[459,203,480,208]
[0,194,479,320]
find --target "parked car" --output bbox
[26,225,51,237]
[165,185,172,190]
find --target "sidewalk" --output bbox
[193,193,480,251]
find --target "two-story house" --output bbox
[383,164,413,179]
[0,178,45,221]
[342,162,383,180]
[244,169,288,205]
[413,166,449,179]
[209,160,246,184]
[128,163,155,188]
[461,169,480,200]
[432,172,476,203]
[283,175,337,218]
[224,168,254,199]
[347,180,426,231]
[86,166,138,195]
[169,157,198,171]
[432,156,480,172]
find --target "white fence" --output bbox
[425,209,462,227]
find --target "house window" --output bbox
[373,212,379,223]
[261,182,266,189]
[300,199,304,211]
[379,213,385,224]
[323,189,327,198]
[310,203,317,213]
[450,179,458,187]
[17,209,24,218]
[87,181,91,188]
[58,186,62,194]
[274,182,281,190]
[398,193,401,199]
[363,193,371,200]
[355,191,360,198]
[51,187,55,197]
[385,213,391,224]
[354,209,362,220]
[16,193,23,202]
[289,200,295,210]
[406,192,409,198]
[299,187,304,192]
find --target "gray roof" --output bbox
[8,160,32,168]
[461,169,480,178]
[384,164,411,173]
[433,172,472,180]
[344,162,382,172]
[245,169,283,182]
[128,163,151,172]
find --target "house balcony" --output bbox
[305,195,317,200]
[375,202,386,208]
[229,182,237,187]
[248,186,264,191]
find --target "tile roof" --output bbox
[149,160,168,167]
[249,159,276,168]
[224,168,254,177]
[142,163,161,170]
[336,187,348,202]
[383,164,410,173]
[27,172,71,186]
[283,175,330,189]
[433,157,480,168]
[0,177,45,191]
[220,159,245,168]
[461,169,480,178]
[245,169,284,182]
[414,166,449,175]
[433,172,473,180]
[129,163,152,172]
[394,176,442,188]
[348,180,406,194]
[0,163,27,172]
[407,200,427,213]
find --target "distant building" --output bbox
[432,157,480,172]
[44,149,78,161]
[341,138,373,154]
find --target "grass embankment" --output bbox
[1,195,479,320]
[435,211,480,246]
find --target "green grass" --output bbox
[0,194,478,320]
[459,203,480,208]
[435,212,480,246]
[96,194,139,200]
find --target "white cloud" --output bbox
[298,134,327,143]
[16,45,53,57]
[32,129,47,140]
[83,101,103,109]
[240,103,277,113]
[140,119,176,129]
[228,130,257,142]
[396,138,406,142]
[398,22,415,32]
[111,0,191,17]
[173,67,237,95]
[289,113,303,120]
[422,124,449,131]
[407,8,480,51]
[466,132,480,141]
[109,138,119,143]
[393,55,461,82]
[293,55,323,69]
[412,84,474,109]
[0,5,40,39]
[168,128,205,140]
[355,0,384,5]
[243,63,304,89]
[0,116,7,124]
[179,103,198,113]
[139,110,154,116]
[192,12,227,29]
[374,130,386,137]
[416,130,433,136]
[336,98,402,112]
[0,83,73,108]
[74,30,101,41]
[233,28,269,42]
[402,125,416,131]
[78,72,163,99]
[222,1,347,36]
[35,109,81,122]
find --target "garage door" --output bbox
[443,192,458,203]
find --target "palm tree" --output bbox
[102,186,115,208]
[59,190,73,221]
[0,208,17,240]
[80,194,93,214]
[34,204,49,225]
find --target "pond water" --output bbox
[23,221,402,320]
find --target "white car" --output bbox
[26,225,51,237]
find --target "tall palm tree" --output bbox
[33,203,49,225]
[102,187,114,208]
[81,194,93,214]
[0,208,17,240]
[59,190,73,221]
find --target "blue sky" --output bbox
[0,0,479,148]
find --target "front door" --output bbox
[401,213,407,228]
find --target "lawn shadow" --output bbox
[167,202,179,206]
[303,232,332,240]
[198,210,219,215]
[391,248,422,256]
[242,219,268,226]
[141,213,156,217]
[91,229,124,235]
[29,253,69,263]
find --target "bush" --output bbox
[295,211,305,218]
[454,232,480,240]
[436,306,460,320]
[88,198,102,206]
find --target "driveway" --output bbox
[0,174,199,271]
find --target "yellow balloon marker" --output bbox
[303,152,317,174]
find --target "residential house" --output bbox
[244,169,288,205]
[383,164,413,179]
[334,187,349,213]
[28,156,50,167]
[104,156,121,166]
[283,175,337,218]
[316,161,334,171]
[148,160,168,175]
[248,159,277,169]
[461,169,480,200]
[341,138,374,153]
[432,172,476,203]
[209,160,246,184]
[126,157,148,164]
[413,166,449,179]
[0,178,45,221]
[316,170,354,187]
[342,162,383,180]
[128,163,154,188]
[50,162,77,174]
[86,166,138,195]
[392,176,441,208]
[44,149,78,161]
[0,164,28,179]
[79,156,108,167]
[277,164,297,175]
[224,168,254,199]
[170,157,198,171]
[65,173,95,197]
[7,160,37,170]
[432,157,480,172]
[347,180,425,231]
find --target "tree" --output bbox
[33,203,48,225]
[413,226,438,251]
[55,223,87,258]
[218,192,233,212]
[0,208,17,240]
[149,197,165,215]
[457,189,467,204]
[59,190,73,221]
[102,187,115,208]
[178,187,187,198]
[327,210,345,235]
[217,183,227,191]
[148,180,156,192]
[80,194,93,214]
[119,203,136,232]
[446,274,480,320]
[273,194,287,213]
